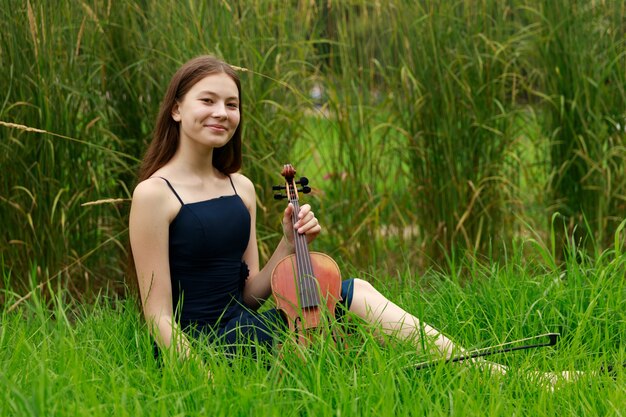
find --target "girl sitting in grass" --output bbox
[129,55,581,386]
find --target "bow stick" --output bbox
[414,333,560,370]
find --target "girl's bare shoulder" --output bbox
[230,172,256,207]
[133,177,172,201]
[131,177,181,221]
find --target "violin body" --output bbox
[270,164,342,345]
[271,252,342,343]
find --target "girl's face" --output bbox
[172,72,240,150]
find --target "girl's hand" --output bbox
[282,203,321,247]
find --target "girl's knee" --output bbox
[353,278,376,296]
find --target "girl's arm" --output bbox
[129,179,193,357]
[234,174,321,309]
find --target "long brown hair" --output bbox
[137,55,243,182]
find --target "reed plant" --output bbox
[1,0,625,295]
[374,1,528,264]
[0,1,138,296]
[525,0,626,256]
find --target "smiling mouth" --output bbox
[205,124,227,131]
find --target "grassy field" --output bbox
[1,1,625,415]
[2,240,625,417]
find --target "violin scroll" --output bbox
[272,167,312,200]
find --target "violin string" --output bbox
[296,185,318,306]
[299,201,314,307]
[291,184,311,307]
[292,196,305,306]
[299,200,316,306]
[289,181,301,303]
[292,183,316,307]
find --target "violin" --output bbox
[271,164,342,345]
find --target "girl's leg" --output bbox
[348,280,473,356]
[348,278,587,385]
[347,278,504,374]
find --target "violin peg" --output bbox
[272,185,286,191]
[299,186,311,194]
[274,194,287,200]
[296,177,309,186]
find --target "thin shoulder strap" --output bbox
[153,176,184,206]
[227,175,238,195]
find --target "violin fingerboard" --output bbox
[298,274,321,308]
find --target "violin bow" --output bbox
[414,332,560,370]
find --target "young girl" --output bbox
[129,55,575,383]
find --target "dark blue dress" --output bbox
[157,176,354,350]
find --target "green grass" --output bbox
[2,242,625,417]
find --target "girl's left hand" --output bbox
[282,203,321,246]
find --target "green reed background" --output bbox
[1,0,625,296]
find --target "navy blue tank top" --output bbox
[157,176,251,332]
